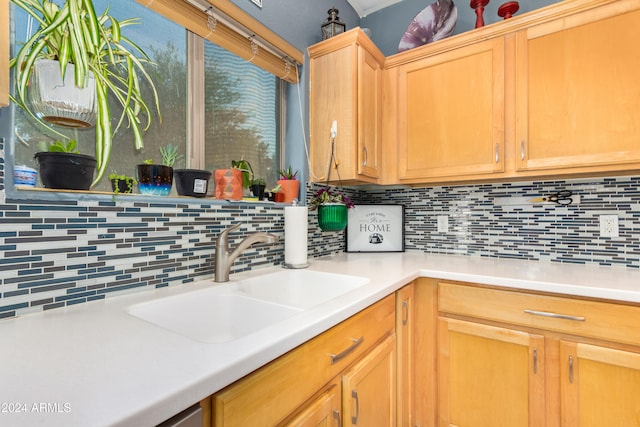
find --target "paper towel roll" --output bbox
[284,206,308,268]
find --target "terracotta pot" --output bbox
[214,169,243,200]
[276,179,300,204]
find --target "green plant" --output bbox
[108,172,137,194]
[9,0,161,186]
[159,144,183,167]
[48,139,79,154]
[308,187,355,210]
[142,158,154,165]
[231,159,254,188]
[278,166,298,180]
[251,177,266,186]
[269,184,282,193]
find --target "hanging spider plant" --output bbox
[9,0,161,186]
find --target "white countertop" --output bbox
[2,252,640,427]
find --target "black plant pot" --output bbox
[34,152,96,190]
[174,169,211,197]
[250,184,266,200]
[110,178,136,194]
[137,164,173,196]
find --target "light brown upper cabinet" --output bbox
[1,0,9,107]
[309,28,384,185]
[395,37,505,184]
[515,0,640,175]
[380,0,640,185]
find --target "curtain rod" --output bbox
[182,0,302,66]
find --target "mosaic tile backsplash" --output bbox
[1,160,639,317]
[361,176,640,267]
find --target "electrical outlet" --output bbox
[599,215,619,238]
[437,215,449,233]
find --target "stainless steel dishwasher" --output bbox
[157,404,202,427]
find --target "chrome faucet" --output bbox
[214,223,279,282]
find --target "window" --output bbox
[11,0,282,194]
[203,40,281,186]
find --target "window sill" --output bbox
[8,185,290,207]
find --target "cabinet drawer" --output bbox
[438,282,640,346]
[213,294,395,427]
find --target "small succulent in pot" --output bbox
[109,173,137,194]
[160,144,184,167]
[136,144,182,196]
[278,166,298,180]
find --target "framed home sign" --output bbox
[346,205,405,252]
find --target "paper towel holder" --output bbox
[283,261,310,269]
[283,199,309,269]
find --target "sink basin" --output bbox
[232,270,370,309]
[127,269,369,343]
[128,292,302,343]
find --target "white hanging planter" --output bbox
[28,59,97,128]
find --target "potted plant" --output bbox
[231,159,254,192]
[266,184,281,202]
[214,160,250,200]
[250,177,267,200]
[136,144,182,196]
[308,187,355,231]
[276,166,300,203]
[34,140,96,190]
[109,173,137,194]
[9,0,161,187]
[174,169,212,198]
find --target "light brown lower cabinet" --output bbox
[279,378,342,427]
[560,341,640,427]
[210,294,396,426]
[438,281,640,427]
[341,335,396,426]
[438,317,545,427]
[283,335,397,427]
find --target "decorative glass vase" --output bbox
[317,203,348,232]
[136,164,173,196]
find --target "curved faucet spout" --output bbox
[215,224,279,282]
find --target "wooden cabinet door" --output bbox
[515,1,640,173]
[438,317,545,427]
[281,381,341,427]
[397,37,505,183]
[560,341,640,427]
[309,29,384,185]
[342,334,396,426]
[396,284,415,427]
[1,0,8,107]
[356,45,381,180]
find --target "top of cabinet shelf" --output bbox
[308,27,385,63]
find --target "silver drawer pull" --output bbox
[351,390,360,424]
[524,309,585,322]
[330,336,364,365]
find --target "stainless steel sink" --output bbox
[126,269,369,343]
